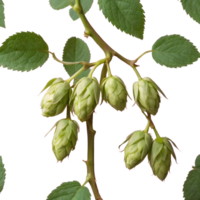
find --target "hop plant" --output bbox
[41,78,72,117]
[70,77,100,122]
[133,77,166,115]
[101,76,128,111]
[52,119,79,162]
[124,130,152,169]
[148,137,177,181]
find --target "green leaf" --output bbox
[195,154,200,170]
[69,0,93,21]
[152,35,200,68]
[47,181,91,200]
[183,170,200,200]
[0,156,6,193]
[63,37,91,84]
[0,0,5,28]
[181,0,200,24]
[98,0,145,39]
[0,32,49,72]
[49,0,74,10]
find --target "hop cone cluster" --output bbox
[70,77,100,122]
[52,119,79,161]
[133,77,166,115]
[101,76,128,111]
[148,137,177,181]
[41,78,72,117]
[124,130,152,169]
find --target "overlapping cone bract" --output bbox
[52,119,79,161]
[41,78,72,117]
[124,130,152,169]
[133,78,160,115]
[70,77,100,122]
[148,137,176,181]
[101,76,128,111]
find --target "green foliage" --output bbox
[150,34,200,69]
[0,32,49,71]
[182,169,200,200]
[1,1,199,199]
[97,0,146,40]
[180,0,200,25]
[62,36,92,84]
[67,0,94,22]
[45,180,92,200]
[0,155,8,195]
[47,0,75,11]
[0,0,8,30]
[195,155,200,169]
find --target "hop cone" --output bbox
[52,119,79,161]
[133,77,166,115]
[101,76,128,111]
[41,78,72,117]
[70,77,100,122]
[148,137,177,181]
[124,130,152,169]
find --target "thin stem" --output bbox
[66,106,71,119]
[131,64,143,81]
[66,66,85,83]
[86,114,103,200]
[134,50,152,63]
[153,127,161,138]
[106,63,112,77]
[144,120,150,133]
[88,58,106,78]
[82,173,92,187]
[73,0,113,54]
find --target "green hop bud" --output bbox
[41,78,72,117]
[52,119,79,162]
[70,77,100,122]
[133,77,166,115]
[148,137,177,181]
[124,130,152,169]
[100,76,128,111]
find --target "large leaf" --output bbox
[98,0,145,39]
[195,155,200,169]
[49,0,74,10]
[69,0,93,21]
[0,156,5,193]
[182,169,200,200]
[0,32,49,71]
[181,0,200,24]
[63,37,90,84]
[152,35,200,68]
[0,0,5,28]
[47,181,91,200]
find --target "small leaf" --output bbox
[49,0,74,10]
[0,156,6,193]
[98,0,145,39]
[63,37,91,84]
[0,32,49,71]
[47,181,91,200]
[69,0,93,21]
[195,155,200,169]
[181,0,200,24]
[152,35,200,68]
[0,0,5,28]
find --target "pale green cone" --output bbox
[133,77,166,115]
[70,77,100,122]
[124,130,152,169]
[148,137,177,181]
[52,119,79,161]
[41,78,72,117]
[101,76,128,111]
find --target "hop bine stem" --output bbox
[132,66,142,80]
[144,120,150,133]
[86,114,103,200]
[88,58,106,78]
